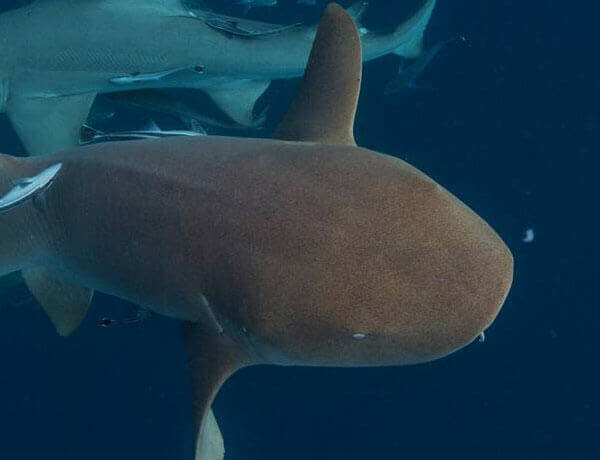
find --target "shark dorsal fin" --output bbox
[273,3,362,146]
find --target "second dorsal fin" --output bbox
[273,3,362,146]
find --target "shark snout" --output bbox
[362,185,515,365]
[417,217,515,363]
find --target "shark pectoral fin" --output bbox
[7,94,96,156]
[21,267,93,337]
[202,80,270,127]
[273,4,362,146]
[183,322,250,460]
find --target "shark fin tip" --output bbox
[22,267,93,337]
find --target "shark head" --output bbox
[189,3,514,369]
[234,143,514,368]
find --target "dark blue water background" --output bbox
[1,0,598,459]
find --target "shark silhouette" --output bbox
[0,0,437,156]
[0,4,512,460]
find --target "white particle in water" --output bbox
[522,228,535,243]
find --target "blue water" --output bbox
[1,0,597,459]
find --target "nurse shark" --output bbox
[0,0,437,156]
[0,4,513,460]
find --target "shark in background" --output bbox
[228,0,330,12]
[0,4,513,460]
[97,88,268,133]
[234,0,278,14]
[385,39,447,93]
[384,35,470,94]
[0,0,438,156]
[231,0,319,11]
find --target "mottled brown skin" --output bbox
[7,135,512,366]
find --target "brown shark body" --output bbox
[0,4,513,459]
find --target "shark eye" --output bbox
[194,65,206,73]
